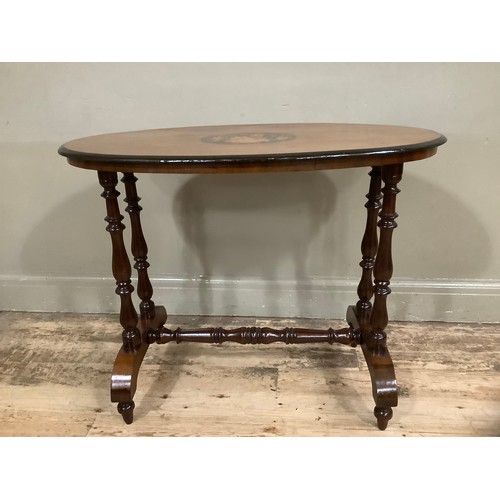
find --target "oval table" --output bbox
[59,123,447,430]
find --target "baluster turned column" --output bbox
[98,171,141,352]
[356,167,382,337]
[370,164,404,349]
[368,163,403,429]
[122,173,155,321]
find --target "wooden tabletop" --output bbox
[58,123,446,174]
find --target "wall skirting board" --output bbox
[1,275,499,323]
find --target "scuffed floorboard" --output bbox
[0,312,498,436]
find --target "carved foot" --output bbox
[118,401,135,424]
[110,305,167,424]
[347,306,398,430]
[362,344,398,431]
[374,406,393,430]
[362,342,398,430]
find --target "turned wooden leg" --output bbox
[356,166,382,336]
[98,171,141,353]
[122,173,157,322]
[98,171,143,424]
[99,171,168,424]
[348,164,403,430]
[370,164,403,351]
[368,163,403,429]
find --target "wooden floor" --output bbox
[0,311,498,437]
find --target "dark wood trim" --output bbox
[63,147,441,174]
[58,134,446,167]
[59,123,446,173]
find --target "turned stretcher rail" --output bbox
[149,326,361,346]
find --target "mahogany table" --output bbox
[59,123,446,430]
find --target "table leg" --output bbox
[98,171,166,424]
[348,164,403,430]
[356,166,382,335]
[122,173,156,320]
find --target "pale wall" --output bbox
[1,63,499,321]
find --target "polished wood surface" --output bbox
[58,122,447,430]
[59,123,446,173]
[152,325,360,346]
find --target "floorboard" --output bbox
[0,311,498,437]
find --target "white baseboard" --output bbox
[1,275,499,323]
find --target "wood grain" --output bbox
[0,312,498,437]
[58,123,446,173]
